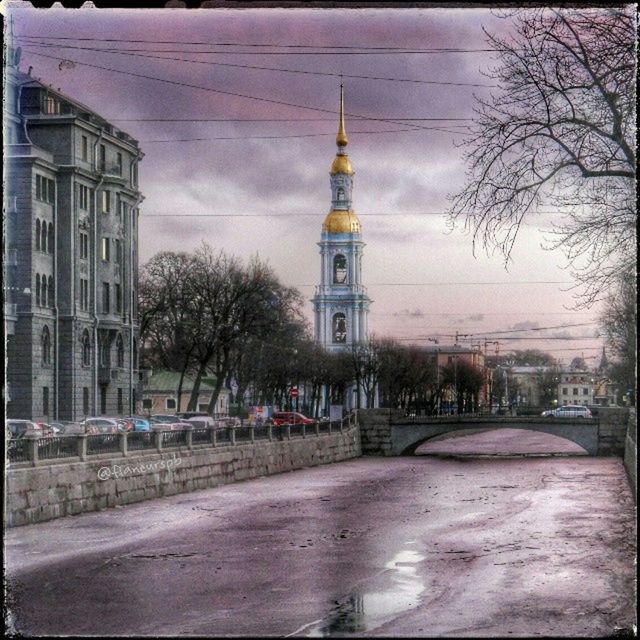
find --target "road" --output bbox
[5,430,636,637]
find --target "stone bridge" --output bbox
[358,408,631,457]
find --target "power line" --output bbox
[139,126,467,143]
[294,281,573,286]
[22,50,439,133]
[19,41,496,88]
[17,34,499,54]
[141,211,561,217]
[109,117,475,123]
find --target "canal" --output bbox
[5,430,636,637]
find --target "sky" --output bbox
[4,2,607,367]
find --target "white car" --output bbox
[541,405,593,418]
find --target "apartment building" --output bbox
[4,57,144,421]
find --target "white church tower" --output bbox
[312,85,371,352]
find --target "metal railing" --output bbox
[86,433,121,455]
[38,436,78,460]
[127,431,155,451]
[6,413,358,467]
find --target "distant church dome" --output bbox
[322,209,362,234]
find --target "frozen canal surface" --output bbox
[5,430,637,637]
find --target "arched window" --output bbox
[82,330,91,367]
[48,222,54,254]
[42,325,51,365]
[116,334,124,368]
[332,313,347,344]
[41,221,47,253]
[48,276,54,307]
[35,219,41,250]
[41,276,47,310]
[337,187,345,201]
[35,274,41,307]
[333,254,347,284]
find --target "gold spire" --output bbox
[336,83,348,148]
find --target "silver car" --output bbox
[541,405,593,418]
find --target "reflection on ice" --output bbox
[306,548,425,636]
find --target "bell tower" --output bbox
[312,85,371,352]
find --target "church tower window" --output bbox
[332,313,347,343]
[334,254,347,283]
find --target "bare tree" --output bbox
[448,7,636,306]
[599,268,636,405]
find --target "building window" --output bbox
[332,313,347,344]
[562,388,568,395]
[43,95,60,115]
[47,276,54,307]
[48,223,54,254]
[83,387,90,416]
[41,221,47,253]
[35,219,41,250]
[115,239,122,263]
[80,278,89,311]
[43,387,50,417]
[115,283,122,313]
[166,398,177,410]
[78,184,89,210]
[116,334,124,368]
[82,330,91,366]
[142,398,152,410]
[583,388,589,395]
[99,336,109,367]
[572,388,578,395]
[41,276,48,310]
[101,190,111,213]
[333,254,347,284]
[102,282,110,314]
[79,231,89,260]
[116,152,123,175]
[42,325,51,365]
[101,237,110,261]
[100,386,107,415]
[35,274,41,306]
[81,135,88,161]
[117,388,123,414]
[35,174,55,203]
[99,144,106,172]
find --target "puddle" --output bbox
[300,548,425,636]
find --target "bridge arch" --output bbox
[387,418,600,457]
[401,425,590,456]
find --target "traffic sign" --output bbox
[289,387,299,397]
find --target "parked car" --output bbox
[6,420,43,439]
[272,412,316,426]
[52,422,86,436]
[184,416,217,429]
[541,405,593,419]
[80,417,121,434]
[149,415,191,431]
[126,416,151,432]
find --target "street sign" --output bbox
[289,387,299,397]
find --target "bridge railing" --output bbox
[6,416,358,468]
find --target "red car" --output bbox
[272,412,316,426]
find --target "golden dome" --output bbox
[331,154,354,175]
[322,209,362,234]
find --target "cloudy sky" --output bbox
[6,3,605,366]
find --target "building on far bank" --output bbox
[4,48,143,421]
[141,371,230,416]
[557,370,594,406]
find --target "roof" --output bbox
[145,371,217,393]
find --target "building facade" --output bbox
[557,371,594,406]
[312,85,371,352]
[4,54,143,422]
[141,371,230,416]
